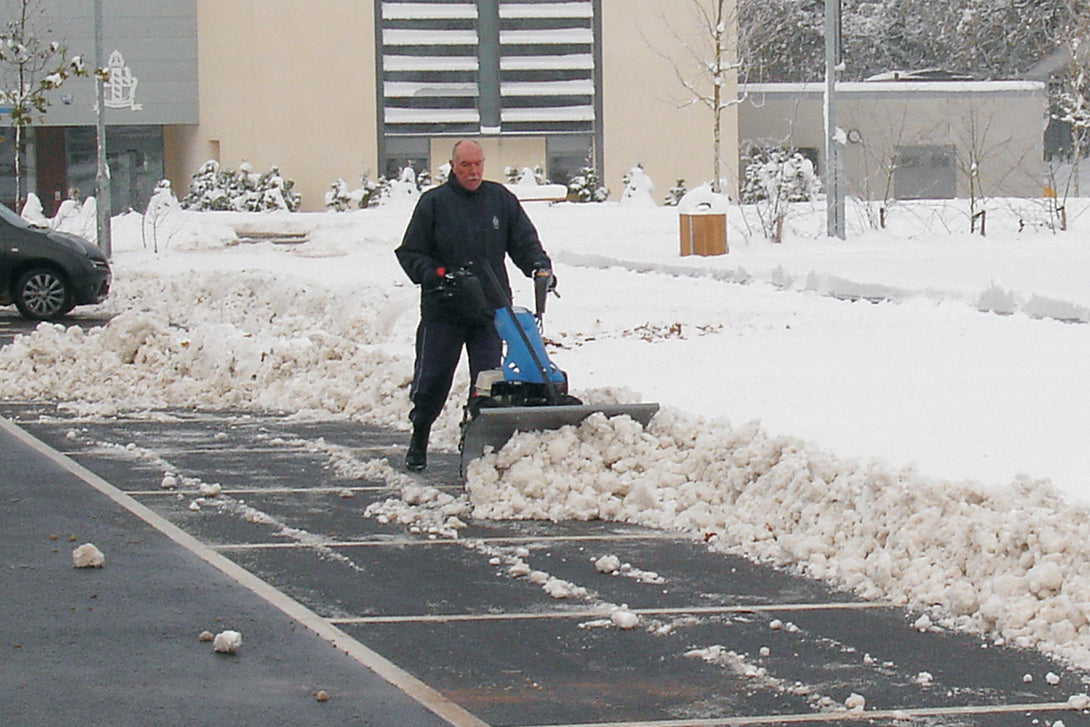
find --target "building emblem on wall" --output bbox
[105,50,143,111]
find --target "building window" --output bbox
[67,126,165,215]
[894,144,956,200]
[380,1,481,136]
[378,0,598,176]
[497,0,596,134]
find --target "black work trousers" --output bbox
[409,315,502,429]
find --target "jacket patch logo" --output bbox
[492,215,500,230]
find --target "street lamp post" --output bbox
[94,0,111,256]
[824,0,845,240]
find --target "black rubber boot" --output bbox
[405,424,430,472]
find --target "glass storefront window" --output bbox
[67,126,165,214]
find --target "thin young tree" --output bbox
[0,0,89,208]
[647,0,740,195]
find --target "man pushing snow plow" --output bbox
[395,139,657,474]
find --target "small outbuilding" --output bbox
[739,80,1048,201]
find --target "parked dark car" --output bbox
[0,202,111,320]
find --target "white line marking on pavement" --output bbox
[330,602,893,625]
[211,532,679,550]
[127,485,389,496]
[0,417,492,727]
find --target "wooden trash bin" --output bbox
[679,212,727,256]
[678,186,729,256]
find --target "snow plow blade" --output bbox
[460,403,659,474]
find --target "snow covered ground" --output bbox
[4,192,1090,674]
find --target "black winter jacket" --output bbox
[395,177,551,313]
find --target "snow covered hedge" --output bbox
[181,160,301,212]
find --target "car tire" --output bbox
[14,267,72,321]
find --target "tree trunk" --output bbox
[13,125,23,210]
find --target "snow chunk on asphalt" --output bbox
[213,630,242,654]
[595,554,621,574]
[72,543,105,568]
[611,607,640,630]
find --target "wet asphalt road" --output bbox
[2,314,1090,726]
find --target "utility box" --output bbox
[678,186,729,256]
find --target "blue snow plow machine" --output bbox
[458,264,659,474]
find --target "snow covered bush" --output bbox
[433,162,451,186]
[741,146,821,243]
[324,179,354,212]
[142,180,184,252]
[181,160,228,210]
[324,174,388,211]
[18,191,97,240]
[619,164,656,206]
[506,165,548,185]
[741,146,820,204]
[567,159,609,203]
[382,166,423,208]
[664,179,688,207]
[20,193,48,225]
[254,165,301,212]
[49,193,98,242]
[181,160,301,212]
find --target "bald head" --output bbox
[451,140,485,191]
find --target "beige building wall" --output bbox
[739,82,1046,200]
[601,0,739,201]
[173,0,379,210]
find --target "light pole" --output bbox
[824,0,845,240]
[94,0,111,256]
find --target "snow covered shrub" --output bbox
[741,146,821,243]
[181,160,230,211]
[20,193,48,225]
[741,146,820,204]
[51,193,97,241]
[433,162,451,186]
[567,160,609,203]
[382,166,423,207]
[325,179,354,212]
[416,168,433,190]
[182,160,301,212]
[664,179,688,206]
[324,174,388,211]
[255,166,301,212]
[506,165,548,185]
[142,180,184,252]
[619,164,656,206]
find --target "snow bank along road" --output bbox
[3,399,1088,727]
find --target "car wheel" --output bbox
[14,267,71,321]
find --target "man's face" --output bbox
[451,143,485,192]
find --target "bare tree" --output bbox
[952,105,1037,235]
[646,0,741,194]
[0,0,89,208]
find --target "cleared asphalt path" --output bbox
[3,399,1090,727]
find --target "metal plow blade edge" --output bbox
[459,403,659,475]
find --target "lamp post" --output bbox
[824,0,845,240]
[94,0,111,256]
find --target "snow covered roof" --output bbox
[742,80,1047,96]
